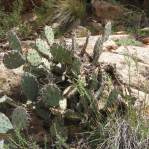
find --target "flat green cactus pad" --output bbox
[11,106,29,130]
[8,31,22,51]
[27,49,42,66]
[3,50,25,69]
[0,112,13,134]
[21,72,39,101]
[44,26,54,46]
[36,38,51,57]
[41,84,63,107]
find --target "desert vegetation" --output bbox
[0,0,149,148]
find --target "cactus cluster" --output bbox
[3,25,81,104]
[2,26,81,129]
[1,22,127,145]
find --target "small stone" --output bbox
[103,39,118,51]
[73,26,91,37]
[141,37,149,45]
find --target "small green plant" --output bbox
[137,27,149,36]
[115,38,142,46]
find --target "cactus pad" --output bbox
[0,112,13,134]
[3,50,25,69]
[41,84,63,107]
[103,21,111,42]
[8,31,22,51]
[27,49,42,66]
[21,72,39,101]
[36,38,51,57]
[11,106,29,130]
[50,44,73,64]
[44,26,54,46]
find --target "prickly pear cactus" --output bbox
[41,84,63,107]
[0,112,13,134]
[27,49,42,66]
[36,38,51,57]
[8,31,22,52]
[44,26,54,46]
[50,44,73,64]
[21,72,39,101]
[11,106,29,130]
[3,50,25,69]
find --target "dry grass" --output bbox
[43,0,86,30]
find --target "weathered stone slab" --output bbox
[98,46,149,92]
